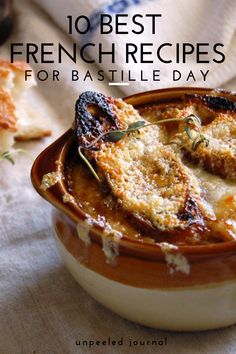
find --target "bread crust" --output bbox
[75,92,236,241]
[0,88,17,132]
[0,60,31,79]
[0,60,51,144]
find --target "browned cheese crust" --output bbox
[75,92,236,243]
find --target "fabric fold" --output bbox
[34,0,236,93]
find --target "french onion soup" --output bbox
[62,91,236,246]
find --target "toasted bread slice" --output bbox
[0,88,17,131]
[75,92,214,233]
[139,96,236,240]
[0,88,17,152]
[178,112,236,180]
[0,61,35,99]
[140,95,236,181]
[0,60,51,146]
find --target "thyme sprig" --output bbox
[183,114,209,151]
[78,146,101,182]
[78,114,209,182]
[0,150,15,164]
[83,118,183,151]
[0,149,29,165]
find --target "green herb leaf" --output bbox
[191,134,209,151]
[185,125,192,140]
[78,147,101,182]
[106,131,126,142]
[128,121,146,130]
[194,115,201,126]
[204,137,210,147]
[184,114,201,128]
[78,112,210,182]
[1,151,15,164]
[192,138,202,151]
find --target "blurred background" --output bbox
[1,0,236,98]
[0,1,236,353]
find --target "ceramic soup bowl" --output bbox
[31,87,236,331]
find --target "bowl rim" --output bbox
[31,86,236,257]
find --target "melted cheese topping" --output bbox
[188,164,236,210]
[189,164,236,236]
[96,123,213,231]
[87,98,236,241]
[160,242,190,275]
[72,95,236,245]
[102,227,122,265]
[40,171,63,191]
[76,217,93,246]
[62,193,76,204]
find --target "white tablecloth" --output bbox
[1,1,236,353]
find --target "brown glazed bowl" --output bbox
[31,87,236,331]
